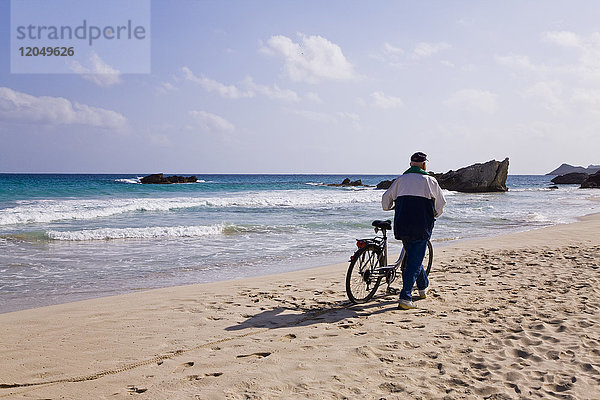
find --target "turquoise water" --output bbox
[0,174,598,313]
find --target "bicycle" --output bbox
[345,219,433,304]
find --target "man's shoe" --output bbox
[398,299,417,310]
[414,289,427,300]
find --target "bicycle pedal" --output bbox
[386,287,399,295]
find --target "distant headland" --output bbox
[546,163,600,175]
[547,163,600,188]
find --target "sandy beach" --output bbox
[1,214,599,399]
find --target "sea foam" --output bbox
[115,177,142,184]
[47,224,226,241]
[0,189,381,226]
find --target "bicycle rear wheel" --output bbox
[346,245,383,304]
[400,240,434,275]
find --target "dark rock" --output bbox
[551,173,589,184]
[547,186,559,190]
[165,175,198,184]
[432,158,509,193]
[140,173,163,184]
[327,178,368,187]
[580,171,600,188]
[140,173,198,184]
[376,180,394,190]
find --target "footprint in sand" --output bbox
[379,382,406,393]
[520,336,543,346]
[172,361,195,373]
[236,352,271,358]
[545,381,573,393]
[505,371,525,382]
[127,385,148,393]
[579,362,599,374]
[281,333,297,341]
[512,349,532,359]
[578,320,595,328]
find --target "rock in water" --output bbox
[376,180,394,190]
[140,173,198,184]
[432,158,509,193]
[327,178,367,187]
[580,171,600,188]
[551,173,589,184]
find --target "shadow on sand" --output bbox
[225,295,404,332]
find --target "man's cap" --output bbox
[410,152,428,162]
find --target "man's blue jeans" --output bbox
[400,239,429,302]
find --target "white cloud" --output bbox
[241,77,299,102]
[189,110,235,132]
[264,34,356,83]
[412,42,451,59]
[377,41,451,68]
[286,108,337,124]
[305,92,323,103]
[149,134,173,147]
[182,67,253,99]
[523,81,566,113]
[498,31,600,82]
[160,82,176,92]
[70,52,122,87]
[522,80,600,116]
[444,89,498,114]
[370,91,404,109]
[0,87,127,129]
[544,31,582,48]
[571,88,600,114]
[495,54,538,71]
[182,67,301,102]
[336,111,361,130]
[383,42,404,56]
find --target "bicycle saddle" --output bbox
[372,220,392,230]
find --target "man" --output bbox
[382,152,446,310]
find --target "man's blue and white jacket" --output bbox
[382,168,446,241]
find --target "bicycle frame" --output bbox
[358,225,406,288]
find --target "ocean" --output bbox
[0,173,598,313]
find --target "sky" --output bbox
[1,0,600,174]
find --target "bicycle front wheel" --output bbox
[424,240,433,275]
[346,245,383,304]
[400,240,434,275]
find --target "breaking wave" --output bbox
[0,189,381,226]
[47,224,226,241]
[45,223,304,241]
